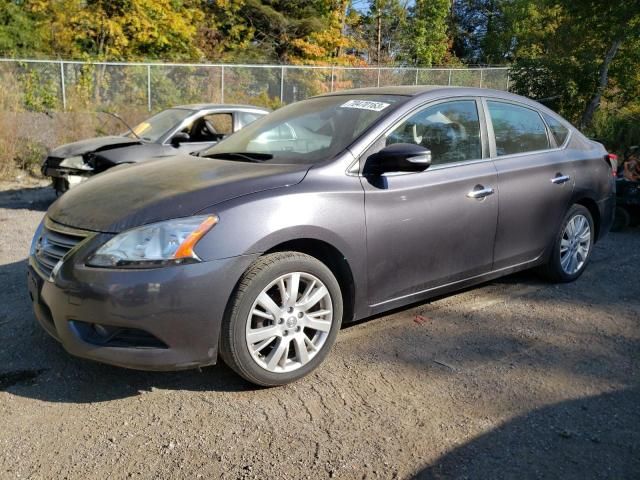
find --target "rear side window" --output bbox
[487,101,549,156]
[237,112,263,129]
[542,112,569,146]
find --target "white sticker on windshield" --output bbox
[340,100,390,112]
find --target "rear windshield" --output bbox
[202,95,405,164]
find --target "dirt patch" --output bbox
[0,182,638,479]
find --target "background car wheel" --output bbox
[219,251,343,386]
[540,204,595,283]
[53,177,69,196]
[611,206,630,232]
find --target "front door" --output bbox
[361,99,499,307]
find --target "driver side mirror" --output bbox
[363,143,432,175]
[171,132,190,147]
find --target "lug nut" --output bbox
[288,307,294,313]
[283,330,288,336]
[296,326,302,332]
[279,318,284,324]
[297,312,303,318]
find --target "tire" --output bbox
[611,206,630,232]
[219,251,343,386]
[540,204,595,283]
[53,177,68,197]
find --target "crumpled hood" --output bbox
[47,155,310,233]
[49,136,142,158]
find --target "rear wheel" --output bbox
[541,204,594,282]
[219,252,343,386]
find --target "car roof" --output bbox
[174,103,271,113]
[315,85,565,119]
[317,85,533,102]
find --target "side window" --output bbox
[542,112,569,146]
[487,101,549,156]
[204,113,232,135]
[237,112,263,129]
[385,100,482,166]
[185,113,233,142]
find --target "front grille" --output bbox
[33,219,90,278]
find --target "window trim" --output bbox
[482,97,572,159]
[353,96,490,176]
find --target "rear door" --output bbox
[361,98,499,306]
[484,99,575,270]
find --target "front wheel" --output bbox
[52,177,69,196]
[219,252,343,386]
[541,204,595,283]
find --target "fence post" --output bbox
[415,68,419,85]
[506,71,510,91]
[479,68,484,88]
[221,65,225,103]
[147,65,151,112]
[377,67,381,87]
[59,61,66,111]
[331,66,335,92]
[279,66,285,103]
[448,69,452,86]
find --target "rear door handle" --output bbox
[466,186,495,199]
[551,174,571,184]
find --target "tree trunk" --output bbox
[580,38,622,129]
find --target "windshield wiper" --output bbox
[203,152,273,162]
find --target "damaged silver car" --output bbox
[42,104,269,194]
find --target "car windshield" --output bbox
[201,95,404,164]
[127,108,194,142]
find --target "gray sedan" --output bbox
[28,86,615,386]
[41,104,269,194]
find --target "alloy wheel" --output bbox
[560,214,591,275]
[245,272,333,373]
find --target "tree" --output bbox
[402,0,451,66]
[355,0,408,65]
[0,1,45,57]
[505,0,640,128]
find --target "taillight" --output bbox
[606,153,618,177]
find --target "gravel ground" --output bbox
[0,180,638,480]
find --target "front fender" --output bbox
[192,169,368,313]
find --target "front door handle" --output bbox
[551,174,571,184]
[466,186,495,199]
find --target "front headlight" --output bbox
[87,215,218,268]
[60,156,93,171]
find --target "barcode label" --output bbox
[340,100,390,112]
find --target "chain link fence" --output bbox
[0,59,510,178]
[0,59,510,113]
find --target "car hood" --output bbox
[47,155,310,233]
[49,136,142,158]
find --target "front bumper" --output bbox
[27,249,258,371]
